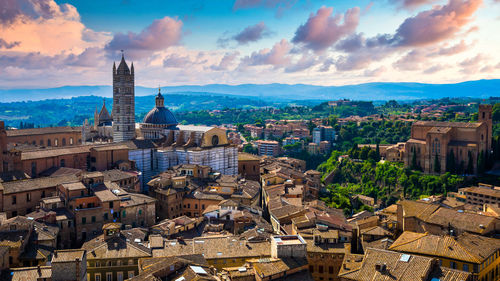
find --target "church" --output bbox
[404,104,492,174]
[83,55,238,191]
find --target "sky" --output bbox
[0,0,499,89]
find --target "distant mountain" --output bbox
[1,79,499,102]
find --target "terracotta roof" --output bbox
[52,249,86,263]
[339,248,469,281]
[6,126,80,137]
[461,186,500,198]
[0,174,79,194]
[238,152,260,161]
[152,236,270,260]
[389,231,500,264]
[10,266,52,281]
[413,120,482,128]
[21,145,91,160]
[425,207,498,235]
[252,257,308,278]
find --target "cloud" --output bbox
[218,22,272,47]
[364,66,386,77]
[390,0,438,9]
[240,39,292,68]
[0,0,110,56]
[284,53,318,73]
[430,40,471,56]
[423,64,448,74]
[391,0,482,47]
[319,58,335,72]
[393,49,427,70]
[105,16,183,60]
[163,54,193,68]
[0,38,20,49]
[336,33,365,53]
[210,52,239,71]
[233,22,271,45]
[292,6,360,52]
[459,54,486,74]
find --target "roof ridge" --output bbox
[452,237,482,263]
[389,232,427,249]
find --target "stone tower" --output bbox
[112,53,135,142]
[478,104,493,151]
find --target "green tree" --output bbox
[434,154,441,174]
[467,151,474,175]
[446,150,456,174]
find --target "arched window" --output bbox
[39,140,44,146]
[47,139,51,146]
[54,139,58,147]
[60,159,65,167]
[62,138,66,146]
[70,137,74,145]
[432,138,440,155]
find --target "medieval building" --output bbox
[83,56,238,191]
[404,104,493,174]
[112,54,136,142]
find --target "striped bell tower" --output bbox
[112,51,135,142]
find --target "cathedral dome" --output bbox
[142,89,178,128]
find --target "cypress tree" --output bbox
[467,151,474,175]
[434,154,441,174]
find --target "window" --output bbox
[109,202,113,208]
[95,273,101,281]
[122,210,126,218]
[54,139,58,147]
[82,217,86,224]
[329,266,334,274]
[26,193,31,202]
[117,272,123,281]
[138,209,142,215]
[91,216,96,223]
[47,139,51,146]
[62,138,66,146]
[41,190,45,198]
[60,159,65,167]
[128,271,134,278]
[309,265,314,273]
[104,213,109,220]
[11,195,16,205]
[70,138,74,145]
[450,261,457,269]
[319,265,324,273]
[463,264,469,272]
[106,272,112,281]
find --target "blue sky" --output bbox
[0,0,499,88]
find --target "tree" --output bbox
[477,150,486,175]
[467,151,474,175]
[434,154,441,174]
[446,150,456,174]
[411,151,418,170]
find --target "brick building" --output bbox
[6,126,82,148]
[404,104,492,174]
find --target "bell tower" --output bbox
[112,52,135,142]
[478,104,493,151]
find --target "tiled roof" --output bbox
[6,126,80,137]
[339,248,436,281]
[51,249,86,263]
[389,231,500,264]
[413,120,482,128]
[10,266,52,281]
[152,236,270,260]
[21,145,91,160]
[425,207,498,234]
[0,174,79,194]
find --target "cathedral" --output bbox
[83,55,238,191]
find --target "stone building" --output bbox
[6,126,82,148]
[404,104,492,174]
[112,54,135,142]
